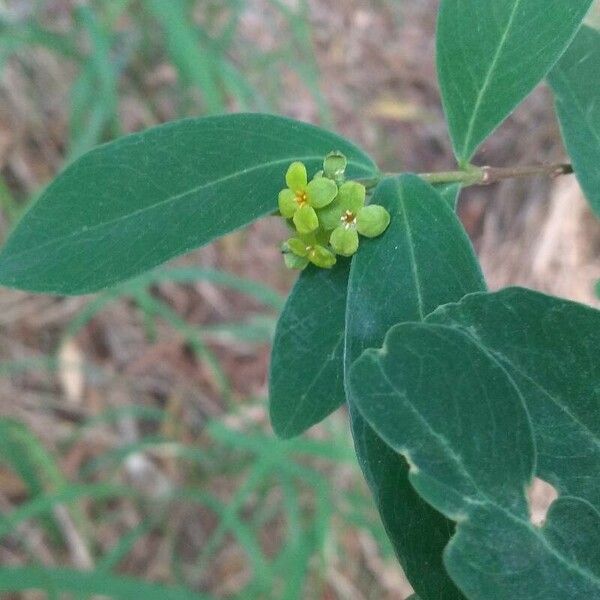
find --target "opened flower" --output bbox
[278,162,338,234]
[318,181,390,257]
[282,232,336,270]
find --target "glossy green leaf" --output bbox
[428,287,600,508]
[345,175,485,600]
[437,0,593,162]
[548,25,600,216]
[0,114,375,294]
[269,259,351,439]
[349,323,600,600]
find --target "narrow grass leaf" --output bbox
[0,566,207,600]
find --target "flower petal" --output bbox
[309,245,337,269]
[284,253,309,270]
[285,162,308,193]
[337,181,366,213]
[317,199,343,230]
[330,226,359,257]
[278,189,298,218]
[314,226,332,247]
[287,237,309,257]
[306,177,338,208]
[293,204,319,234]
[356,205,391,237]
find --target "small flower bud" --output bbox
[323,151,347,182]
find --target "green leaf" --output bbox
[437,0,593,162]
[427,287,600,508]
[0,114,375,295]
[269,259,351,439]
[349,323,600,599]
[548,25,600,217]
[345,175,485,600]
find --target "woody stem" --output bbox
[359,162,574,190]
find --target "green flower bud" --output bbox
[356,205,391,238]
[323,151,347,182]
[330,226,359,256]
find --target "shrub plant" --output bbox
[0,2,599,599]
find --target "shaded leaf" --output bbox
[345,175,485,599]
[428,287,600,508]
[437,0,593,162]
[269,260,351,438]
[0,114,375,294]
[548,25,600,216]
[349,323,600,599]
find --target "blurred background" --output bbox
[0,1,598,599]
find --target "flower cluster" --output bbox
[278,152,390,270]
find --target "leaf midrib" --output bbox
[280,331,345,437]
[460,0,523,159]
[396,180,425,320]
[2,157,370,263]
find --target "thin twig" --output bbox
[359,162,574,190]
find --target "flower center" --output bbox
[295,191,308,207]
[341,210,357,229]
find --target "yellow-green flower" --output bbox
[278,162,338,234]
[282,232,336,270]
[319,181,390,257]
